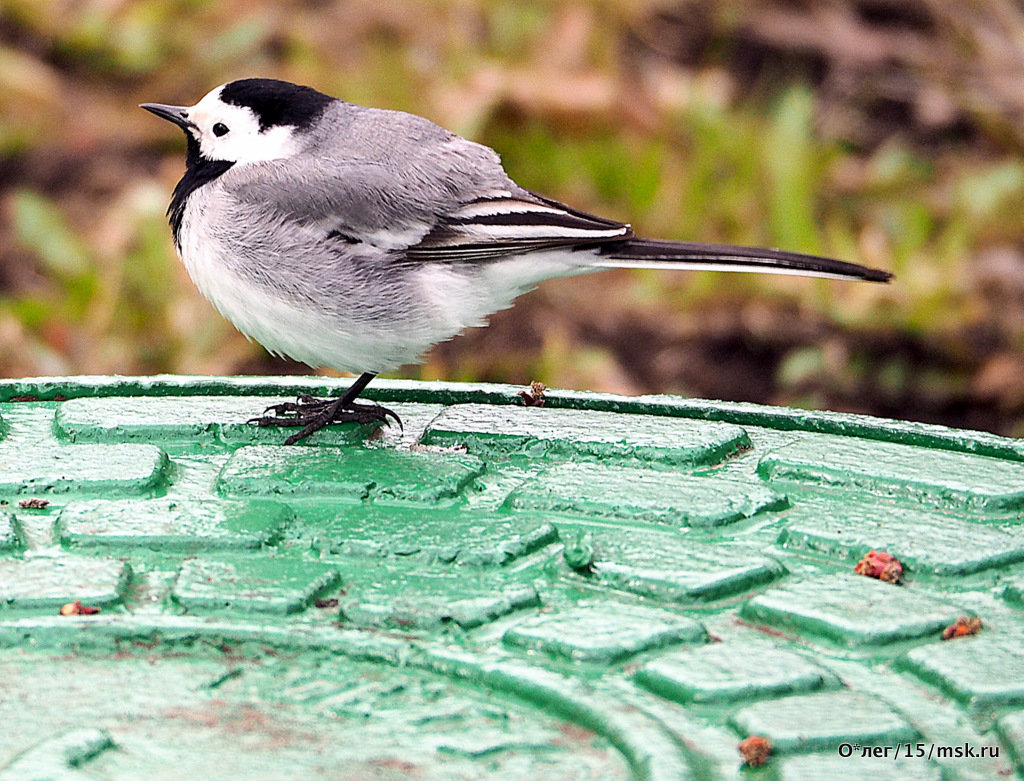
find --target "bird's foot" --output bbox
[249,395,402,445]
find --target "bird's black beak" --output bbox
[140,103,193,130]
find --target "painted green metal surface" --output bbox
[0,375,1022,779]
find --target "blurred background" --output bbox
[2,0,1024,435]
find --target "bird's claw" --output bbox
[247,394,402,443]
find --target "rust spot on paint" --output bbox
[854,550,903,584]
[518,381,547,407]
[739,735,772,766]
[942,616,982,640]
[59,600,101,615]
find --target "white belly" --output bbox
[176,204,503,373]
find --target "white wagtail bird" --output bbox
[142,78,891,444]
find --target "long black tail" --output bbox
[590,238,892,283]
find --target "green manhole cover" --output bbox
[0,376,1019,779]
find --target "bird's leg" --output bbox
[249,372,401,444]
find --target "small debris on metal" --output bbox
[59,600,101,616]
[739,735,772,766]
[518,381,546,407]
[854,549,903,584]
[563,531,595,573]
[18,498,50,509]
[942,616,982,640]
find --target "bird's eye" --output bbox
[212,122,229,137]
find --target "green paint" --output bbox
[759,432,1024,513]
[55,394,380,446]
[778,498,1024,575]
[308,506,558,566]
[342,581,540,630]
[503,604,706,664]
[217,445,485,504]
[0,557,130,610]
[996,710,1024,777]
[507,462,787,526]
[1,728,115,778]
[776,753,942,778]
[742,575,964,647]
[636,640,839,704]
[899,636,1024,708]
[58,498,291,551]
[553,524,785,602]
[728,690,919,753]
[0,511,17,551]
[0,377,1021,778]
[423,403,750,465]
[0,443,168,495]
[172,556,341,615]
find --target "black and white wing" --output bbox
[403,190,633,263]
[402,188,890,282]
[227,101,890,282]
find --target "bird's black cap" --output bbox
[219,78,334,131]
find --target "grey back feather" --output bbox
[223,101,517,241]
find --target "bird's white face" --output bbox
[185,85,302,164]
